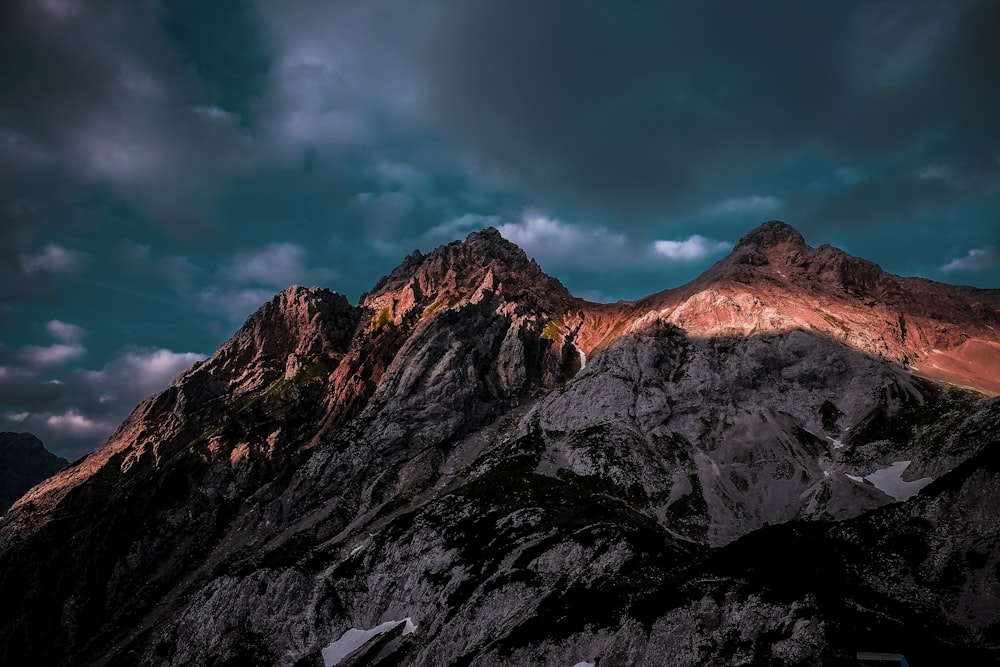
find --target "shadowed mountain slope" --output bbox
[1,222,998,666]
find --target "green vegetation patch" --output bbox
[819,311,851,334]
[540,316,566,341]
[424,292,466,317]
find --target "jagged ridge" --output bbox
[1,221,999,666]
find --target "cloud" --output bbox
[497,214,627,265]
[8,319,87,368]
[0,344,206,460]
[915,164,953,182]
[370,160,432,193]
[16,343,86,368]
[45,319,86,343]
[109,241,200,290]
[38,0,81,21]
[19,244,90,275]
[0,366,33,381]
[222,242,335,289]
[252,2,418,156]
[704,196,783,218]
[0,128,52,165]
[195,286,279,323]
[84,347,205,400]
[836,167,869,185]
[224,243,309,287]
[424,214,503,244]
[941,247,1000,272]
[45,410,116,439]
[653,235,734,261]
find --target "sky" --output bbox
[1,0,998,460]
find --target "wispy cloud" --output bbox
[836,167,869,185]
[915,164,952,182]
[941,246,999,272]
[704,195,782,218]
[497,213,627,264]
[225,243,304,287]
[0,344,205,460]
[223,242,334,288]
[19,244,90,275]
[44,410,116,439]
[424,214,503,244]
[111,241,200,290]
[16,343,86,368]
[652,235,733,260]
[83,346,204,400]
[45,320,85,343]
[194,286,279,323]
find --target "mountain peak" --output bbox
[466,225,504,243]
[362,226,572,322]
[713,220,810,271]
[734,220,807,251]
[461,226,530,264]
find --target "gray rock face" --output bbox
[1,223,999,666]
[0,432,66,512]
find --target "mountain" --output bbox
[1,221,998,666]
[0,432,67,512]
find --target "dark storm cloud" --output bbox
[0,0,252,241]
[376,2,973,212]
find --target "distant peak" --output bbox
[734,220,807,250]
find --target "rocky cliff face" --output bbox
[1,222,998,666]
[0,432,66,512]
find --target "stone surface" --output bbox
[0,222,998,666]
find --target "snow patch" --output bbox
[322,618,417,666]
[846,474,864,483]
[572,662,596,667]
[864,461,932,501]
[826,436,844,449]
[845,461,932,501]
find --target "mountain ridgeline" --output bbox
[2,221,999,666]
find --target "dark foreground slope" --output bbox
[1,223,998,666]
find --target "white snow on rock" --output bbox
[322,617,417,666]
[572,662,596,667]
[845,461,932,501]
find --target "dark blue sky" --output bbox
[1,0,998,459]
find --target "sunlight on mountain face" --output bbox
[1,223,998,665]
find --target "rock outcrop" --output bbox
[0,432,66,512]
[0,222,998,666]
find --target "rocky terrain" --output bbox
[0,432,66,512]
[1,221,998,666]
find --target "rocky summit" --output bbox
[1,221,999,666]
